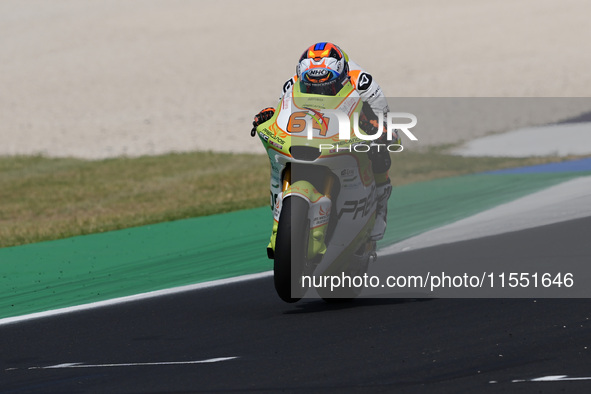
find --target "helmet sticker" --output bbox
[307,68,330,78]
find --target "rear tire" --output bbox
[273,197,310,303]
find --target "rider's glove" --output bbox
[251,107,275,137]
[359,113,401,147]
[358,116,380,139]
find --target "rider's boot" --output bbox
[370,178,392,241]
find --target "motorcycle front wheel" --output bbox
[273,196,310,303]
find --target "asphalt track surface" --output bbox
[2,217,590,393]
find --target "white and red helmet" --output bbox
[297,42,349,95]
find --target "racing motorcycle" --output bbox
[254,80,379,303]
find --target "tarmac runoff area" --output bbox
[450,121,591,158]
[380,173,591,255]
[381,117,591,256]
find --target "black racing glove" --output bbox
[250,107,275,137]
[359,113,401,146]
[358,115,381,139]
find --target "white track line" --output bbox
[0,271,272,327]
[5,357,238,371]
[509,375,591,383]
[27,357,238,370]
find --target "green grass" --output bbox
[0,150,586,248]
[0,152,269,248]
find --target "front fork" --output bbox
[267,165,334,260]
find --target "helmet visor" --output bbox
[300,68,345,95]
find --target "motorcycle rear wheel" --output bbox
[274,196,310,303]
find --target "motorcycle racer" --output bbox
[251,42,397,241]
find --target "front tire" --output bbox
[318,241,375,302]
[273,196,310,303]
